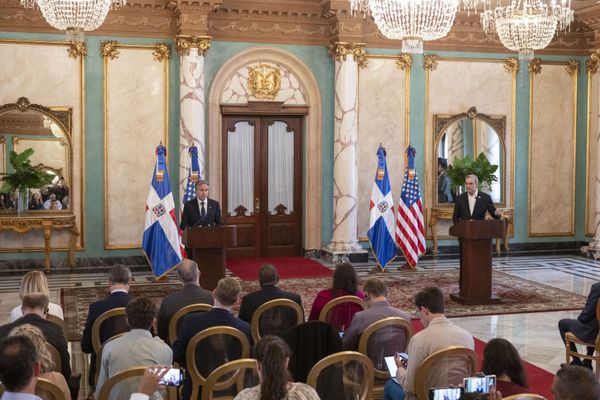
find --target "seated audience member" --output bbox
[96,297,172,400]
[129,366,170,400]
[0,335,43,399]
[558,281,600,369]
[342,277,411,350]
[172,277,252,400]
[11,271,64,322]
[29,192,44,210]
[156,259,213,343]
[481,338,528,396]
[233,335,320,400]
[81,265,131,386]
[551,364,600,400]
[43,193,62,210]
[0,193,6,210]
[238,264,302,323]
[8,324,71,400]
[383,287,474,400]
[61,195,69,209]
[308,263,365,325]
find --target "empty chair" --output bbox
[307,351,374,400]
[167,303,213,345]
[202,358,260,400]
[250,298,304,342]
[319,296,365,333]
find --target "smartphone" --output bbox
[398,352,408,362]
[428,387,463,400]
[463,374,496,394]
[156,367,184,386]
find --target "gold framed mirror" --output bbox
[433,107,506,208]
[0,97,73,213]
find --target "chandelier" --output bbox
[481,0,573,60]
[20,0,126,41]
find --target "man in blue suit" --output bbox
[172,277,251,400]
[559,282,600,369]
[80,265,131,386]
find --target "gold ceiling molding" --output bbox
[396,54,413,71]
[152,43,171,62]
[174,35,211,56]
[588,51,600,75]
[423,54,438,71]
[67,41,87,59]
[528,59,542,75]
[504,57,519,74]
[100,41,120,60]
[566,60,580,76]
[328,42,368,68]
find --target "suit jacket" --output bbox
[238,284,302,323]
[180,198,222,230]
[437,172,453,203]
[80,291,130,386]
[0,313,71,381]
[156,284,214,343]
[452,191,498,224]
[573,282,600,342]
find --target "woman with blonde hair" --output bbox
[10,271,64,321]
[8,323,72,400]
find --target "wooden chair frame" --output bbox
[307,351,375,400]
[36,377,68,400]
[45,341,62,373]
[47,313,67,340]
[201,358,258,400]
[250,298,304,342]
[96,366,174,400]
[91,307,127,356]
[565,299,600,378]
[94,332,128,389]
[503,395,547,400]
[168,303,213,345]
[318,295,365,327]
[186,326,251,400]
[414,346,478,400]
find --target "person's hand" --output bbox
[394,353,408,368]
[486,387,503,400]
[495,209,503,218]
[138,366,169,395]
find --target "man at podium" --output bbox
[180,180,223,229]
[452,174,502,223]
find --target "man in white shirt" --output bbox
[452,174,501,224]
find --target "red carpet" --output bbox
[411,320,554,399]
[226,257,333,281]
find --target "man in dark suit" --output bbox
[80,265,131,386]
[172,277,251,400]
[238,264,302,323]
[180,180,223,230]
[452,174,502,223]
[558,282,600,369]
[156,259,214,343]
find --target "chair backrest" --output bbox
[91,307,129,356]
[251,298,304,342]
[93,331,128,389]
[186,326,251,400]
[201,358,260,400]
[36,377,68,400]
[46,314,67,340]
[319,295,365,332]
[168,303,213,345]
[414,346,478,400]
[96,366,173,400]
[45,341,62,373]
[357,317,412,380]
[307,351,374,400]
[503,395,547,400]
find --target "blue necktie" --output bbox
[200,201,206,218]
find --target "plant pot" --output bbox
[17,188,28,215]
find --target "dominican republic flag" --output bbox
[396,145,426,268]
[142,144,183,278]
[367,145,397,270]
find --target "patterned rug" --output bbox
[62,271,585,341]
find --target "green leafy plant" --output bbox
[446,152,498,192]
[0,148,54,193]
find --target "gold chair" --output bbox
[318,296,365,332]
[96,366,174,400]
[45,341,62,373]
[414,346,478,400]
[167,303,213,345]
[358,317,412,400]
[93,332,128,389]
[186,326,251,400]
[201,358,259,400]
[36,377,68,400]
[504,395,547,400]
[46,314,67,340]
[307,351,374,400]
[565,299,600,378]
[250,298,304,343]
[91,307,128,387]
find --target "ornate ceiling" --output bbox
[1,0,599,54]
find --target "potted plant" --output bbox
[446,152,498,194]
[0,148,54,214]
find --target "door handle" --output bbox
[255,197,260,214]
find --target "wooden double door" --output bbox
[222,108,305,258]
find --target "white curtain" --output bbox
[478,121,501,202]
[268,121,294,214]
[227,122,254,216]
[448,120,465,163]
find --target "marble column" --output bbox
[584,53,600,258]
[175,36,211,205]
[324,43,368,262]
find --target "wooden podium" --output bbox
[449,220,506,305]
[182,225,237,290]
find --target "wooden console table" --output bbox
[428,207,513,254]
[0,214,79,273]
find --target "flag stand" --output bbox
[152,275,169,282]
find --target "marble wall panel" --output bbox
[587,72,599,236]
[357,57,407,237]
[427,59,513,238]
[105,48,167,248]
[0,41,82,250]
[529,64,576,236]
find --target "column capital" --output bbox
[174,35,212,57]
[328,42,368,68]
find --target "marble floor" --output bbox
[0,253,597,393]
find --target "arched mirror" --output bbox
[0,97,73,213]
[433,107,506,207]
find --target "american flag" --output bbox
[396,146,426,268]
[183,168,196,204]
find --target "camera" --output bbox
[463,374,496,394]
[154,367,184,386]
[428,387,463,400]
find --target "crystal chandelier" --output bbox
[20,0,126,41]
[481,0,573,60]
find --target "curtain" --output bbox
[227,122,254,216]
[268,121,294,214]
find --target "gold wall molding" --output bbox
[174,35,211,56]
[328,42,368,68]
[588,51,600,74]
[101,41,120,60]
[566,60,580,76]
[528,59,542,74]
[504,57,519,74]
[396,54,413,71]
[67,41,87,59]
[423,54,438,71]
[152,43,171,62]
[247,63,281,100]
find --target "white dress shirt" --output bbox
[468,190,478,216]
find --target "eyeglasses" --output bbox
[413,307,421,318]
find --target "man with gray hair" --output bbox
[452,174,502,224]
[157,259,213,343]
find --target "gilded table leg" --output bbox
[69,223,80,268]
[430,217,439,254]
[42,223,52,274]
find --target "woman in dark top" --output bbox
[481,338,529,396]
